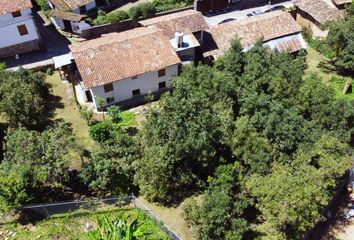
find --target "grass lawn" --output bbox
[0,208,169,240]
[138,197,196,240]
[46,72,93,148]
[305,47,354,101]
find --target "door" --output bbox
[63,20,72,32]
[85,90,93,102]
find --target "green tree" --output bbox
[135,65,235,203]
[79,106,94,125]
[1,121,75,188]
[0,68,49,128]
[80,131,139,196]
[246,136,351,239]
[107,105,122,123]
[326,4,354,74]
[0,167,33,212]
[183,163,249,240]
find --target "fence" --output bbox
[15,195,183,240]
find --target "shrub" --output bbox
[107,105,121,123]
[46,67,53,75]
[128,6,142,19]
[129,3,156,19]
[152,0,192,12]
[89,121,116,143]
[139,2,156,18]
[107,10,130,23]
[79,106,94,125]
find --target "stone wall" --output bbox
[0,39,42,59]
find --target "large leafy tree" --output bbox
[0,68,49,128]
[80,130,139,196]
[246,136,352,240]
[134,65,236,203]
[1,121,74,188]
[327,3,354,74]
[183,163,249,240]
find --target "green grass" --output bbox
[46,72,95,150]
[119,111,137,127]
[0,208,169,240]
[305,47,354,100]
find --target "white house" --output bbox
[0,0,41,58]
[69,27,182,110]
[47,0,107,34]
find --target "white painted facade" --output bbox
[76,65,179,110]
[48,0,96,34]
[50,16,91,34]
[0,8,39,48]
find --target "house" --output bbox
[202,11,307,60]
[139,10,209,62]
[69,27,182,110]
[331,0,352,9]
[47,0,107,34]
[295,0,344,38]
[0,0,41,59]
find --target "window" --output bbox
[106,96,115,104]
[17,24,28,36]
[103,83,114,93]
[132,89,141,96]
[79,5,86,14]
[12,11,22,18]
[159,81,166,90]
[158,68,166,77]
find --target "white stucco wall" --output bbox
[51,16,65,30]
[0,9,32,24]
[0,11,39,48]
[71,21,91,33]
[80,65,179,109]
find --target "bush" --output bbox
[128,6,142,19]
[89,121,117,143]
[90,10,130,26]
[152,0,192,12]
[79,106,94,125]
[107,105,121,123]
[139,2,156,18]
[129,3,156,19]
[46,67,53,75]
[107,10,130,23]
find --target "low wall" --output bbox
[80,6,194,39]
[80,19,141,39]
[0,39,42,59]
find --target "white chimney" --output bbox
[175,32,184,48]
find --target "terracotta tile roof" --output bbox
[0,0,32,15]
[295,0,344,25]
[203,11,302,57]
[139,10,209,38]
[70,27,181,88]
[50,10,86,21]
[49,0,93,10]
[332,0,352,5]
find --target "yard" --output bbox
[0,208,169,239]
[46,71,138,169]
[305,47,354,101]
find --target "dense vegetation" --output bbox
[1,208,168,239]
[304,4,354,75]
[0,3,353,240]
[90,0,193,25]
